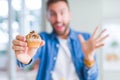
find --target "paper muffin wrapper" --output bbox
[27,39,41,48]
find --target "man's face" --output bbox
[47,1,71,35]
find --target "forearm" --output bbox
[16,49,41,68]
[17,58,34,68]
[16,49,37,64]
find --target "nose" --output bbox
[56,14,62,22]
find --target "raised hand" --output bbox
[12,35,44,64]
[78,26,109,61]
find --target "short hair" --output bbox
[46,0,69,10]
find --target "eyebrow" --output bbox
[49,8,67,13]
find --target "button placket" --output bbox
[50,71,53,74]
[53,57,57,61]
[56,44,59,48]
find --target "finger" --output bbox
[12,45,26,51]
[97,34,109,43]
[15,50,24,54]
[40,40,45,46]
[96,29,107,40]
[12,39,27,47]
[15,50,25,56]
[78,34,85,43]
[95,43,104,49]
[16,35,26,41]
[92,26,99,38]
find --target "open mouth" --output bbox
[55,23,64,31]
[56,26,63,31]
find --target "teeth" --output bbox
[56,23,62,26]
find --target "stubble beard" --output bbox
[53,24,69,36]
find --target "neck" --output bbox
[58,28,70,39]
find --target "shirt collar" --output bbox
[69,29,78,40]
[50,28,78,41]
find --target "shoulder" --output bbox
[79,32,91,40]
[71,29,91,40]
[38,32,51,39]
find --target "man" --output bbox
[12,0,109,80]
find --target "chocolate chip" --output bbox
[30,30,35,33]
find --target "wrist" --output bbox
[84,55,95,68]
[84,59,95,68]
[28,48,37,57]
[84,55,94,61]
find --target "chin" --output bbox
[57,31,65,35]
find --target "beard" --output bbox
[52,22,69,36]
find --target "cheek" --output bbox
[49,17,56,24]
[63,16,70,24]
[64,13,71,22]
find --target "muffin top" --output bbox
[26,30,41,39]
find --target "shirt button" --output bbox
[50,71,53,74]
[56,44,59,48]
[53,57,56,61]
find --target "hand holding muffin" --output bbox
[26,31,44,48]
[12,31,45,64]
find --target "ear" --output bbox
[69,11,71,19]
[46,11,50,22]
[69,11,72,21]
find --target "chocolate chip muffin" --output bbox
[26,30,41,48]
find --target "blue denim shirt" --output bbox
[17,29,98,80]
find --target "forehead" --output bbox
[47,1,69,12]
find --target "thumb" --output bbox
[40,40,45,46]
[78,34,85,43]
